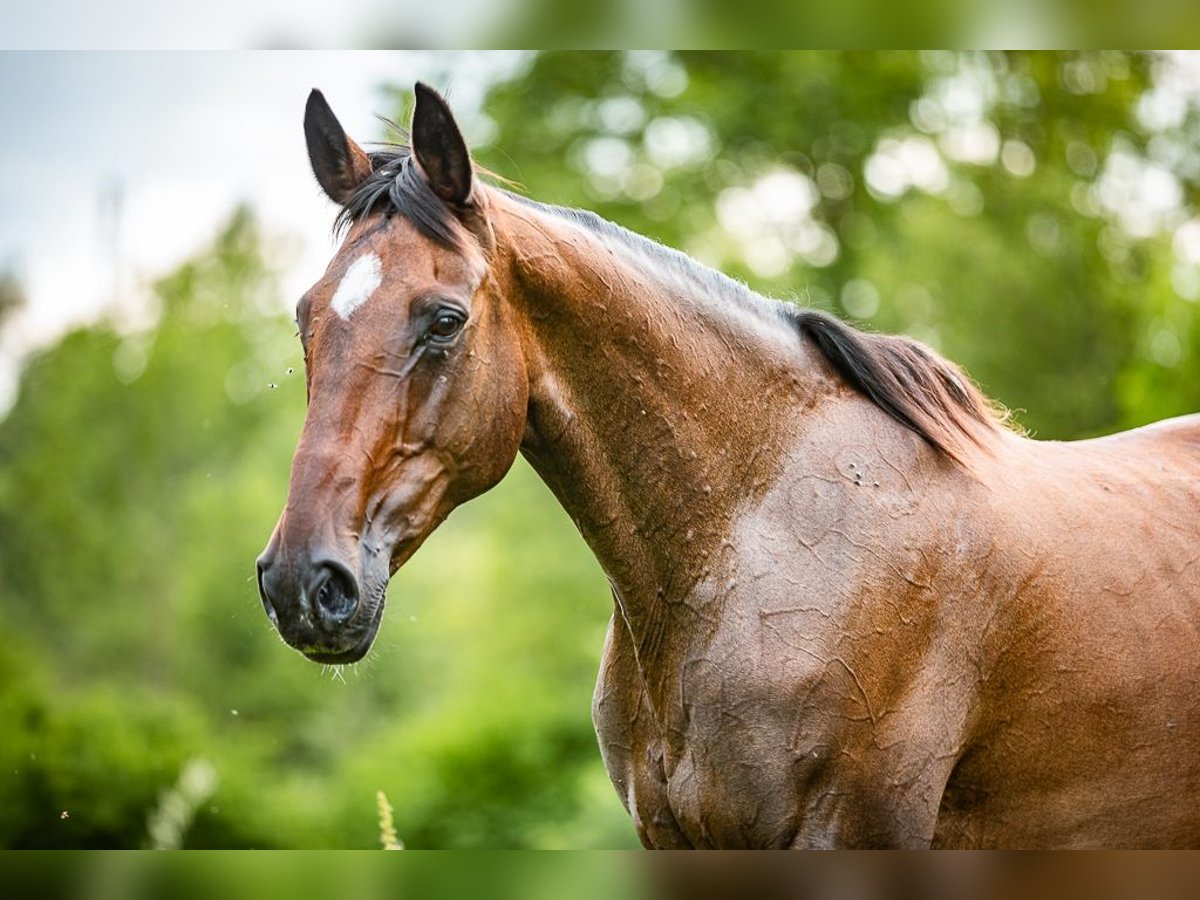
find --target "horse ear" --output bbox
[304,89,372,205]
[411,82,474,206]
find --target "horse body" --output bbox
[495,194,1200,847]
[592,416,1200,848]
[930,420,1200,847]
[258,84,1200,848]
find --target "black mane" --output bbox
[790,309,1001,464]
[502,195,1004,464]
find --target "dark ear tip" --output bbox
[305,88,332,123]
[414,81,450,112]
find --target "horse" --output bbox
[256,82,1200,848]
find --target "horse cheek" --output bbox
[449,339,528,503]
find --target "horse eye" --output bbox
[429,312,463,341]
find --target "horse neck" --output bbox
[490,194,841,653]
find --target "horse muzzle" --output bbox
[256,542,380,664]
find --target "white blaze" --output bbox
[330,253,383,320]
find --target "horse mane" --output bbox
[791,310,1005,465]
[334,152,1006,466]
[501,195,1007,465]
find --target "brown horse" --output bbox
[256,83,1200,848]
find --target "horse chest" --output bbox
[594,650,831,847]
[591,551,972,848]
[592,609,815,848]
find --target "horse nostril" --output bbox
[256,556,279,626]
[311,561,359,627]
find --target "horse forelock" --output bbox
[335,145,467,250]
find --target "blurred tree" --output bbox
[0,269,23,330]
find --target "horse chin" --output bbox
[303,642,372,665]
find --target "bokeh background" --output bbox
[2,51,1200,848]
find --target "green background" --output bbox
[2,52,1198,848]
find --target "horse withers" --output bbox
[256,83,1200,848]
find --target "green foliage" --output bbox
[2,52,1199,848]
[476,51,1200,438]
[0,640,206,848]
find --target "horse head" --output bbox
[256,84,527,663]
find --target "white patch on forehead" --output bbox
[330,253,383,320]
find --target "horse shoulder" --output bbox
[644,448,989,846]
